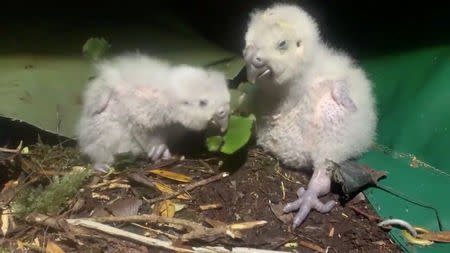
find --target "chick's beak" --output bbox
[244,45,271,83]
[210,113,229,133]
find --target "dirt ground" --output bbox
[0,144,403,253]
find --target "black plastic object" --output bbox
[330,160,387,200]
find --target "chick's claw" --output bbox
[162,148,171,160]
[148,144,171,161]
[283,187,336,229]
[93,163,111,173]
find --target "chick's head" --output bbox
[170,65,230,133]
[244,4,320,85]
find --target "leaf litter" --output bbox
[0,143,403,253]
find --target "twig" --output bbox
[127,172,156,190]
[229,221,267,230]
[0,148,19,153]
[67,218,195,252]
[144,157,180,170]
[199,203,222,211]
[78,217,279,253]
[90,178,127,189]
[146,172,229,204]
[131,222,178,240]
[27,213,193,252]
[83,219,288,253]
[27,213,283,253]
[191,246,290,252]
[90,214,205,232]
[26,213,88,235]
[90,214,222,242]
[0,141,23,153]
[199,159,216,173]
[269,236,298,250]
[349,205,382,222]
[89,214,266,242]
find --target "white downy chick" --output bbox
[243,4,377,228]
[77,53,230,172]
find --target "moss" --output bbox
[11,167,91,217]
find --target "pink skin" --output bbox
[283,80,356,229]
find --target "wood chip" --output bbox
[91,193,110,200]
[298,240,325,253]
[1,209,16,236]
[90,178,126,189]
[199,203,222,211]
[46,240,65,253]
[328,227,334,237]
[99,183,130,191]
[229,220,267,230]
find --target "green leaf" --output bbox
[229,89,245,113]
[206,136,224,152]
[231,82,257,115]
[220,114,256,154]
[82,37,111,61]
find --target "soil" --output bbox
[182,148,402,253]
[0,145,403,253]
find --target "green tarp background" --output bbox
[0,9,449,253]
[360,46,450,252]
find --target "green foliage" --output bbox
[229,89,245,113]
[82,37,111,61]
[206,136,224,152]
[229,82,256,114]
[11,168,91,217]
[206,114,256,155]
[220,115,256,154]
[206,82,258,155]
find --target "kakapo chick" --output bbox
[77,54,230,172]
[243,4,377,228]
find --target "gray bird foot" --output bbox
[283,187,336,229]
[147,144,171,162]
[93,163,111,173]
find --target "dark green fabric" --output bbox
[360,46,450,252]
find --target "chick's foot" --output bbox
[283,167,336,229]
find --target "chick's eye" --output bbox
[199,100,208,107]
[277,40,287,49]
